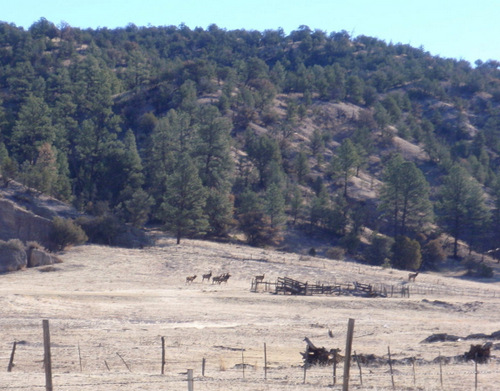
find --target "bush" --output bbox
[465,258,494,278]
[364,234,394,266]
[339,233,361,254]
[49,217,88,251]
[76,215,123,245]
[421,239,447,270]
[238,211,281,247]
[391,235,422,270]
[0,239,25,251]
[326,246,345,260]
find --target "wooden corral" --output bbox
[251,276,398,297]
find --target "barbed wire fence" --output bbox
[2,319,500,390]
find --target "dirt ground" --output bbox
[1,233,500,390]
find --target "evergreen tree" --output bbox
[145,109,193,211]
[195,105,233,189]
[11,95,55,164]
[378,154,433,236]
[245,132,282,188]
[436,165,490,258]
[335,138,361,197]
[294,151,310,184]
[289,185,304,225]
[161,153,208,244]
[265,183,286,228]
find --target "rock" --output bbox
[0,199,52,247]
[27,247,60,268]
[0,243,27,273]
[421,333,460,343]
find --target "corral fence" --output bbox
[3,319,500,391]
[251,276,498,299]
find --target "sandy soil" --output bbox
[1,233,500,390]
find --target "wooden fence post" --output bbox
[264,343,267,380]
[202,357,206,377]
[78,342,82,372]
[241,350,245,379]
[161,336,166,375]
[387,346,395,390]
[42,319,53,391]
[412,357,416,387]
[474,353,478,391]
[342,318,355,391]
[439,351,443,388]
[333,350,337,385]
[187,368,194,391]
[7,341,16,372]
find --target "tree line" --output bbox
[0,19,499,272]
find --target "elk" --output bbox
[254,274,265,283]
[408,271,419,282]
[212,273,230,284]
[186,275,197,284]
[202,271,212,282]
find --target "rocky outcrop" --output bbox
[27,247,61,268]
[0,241,27,273]
[0,198,52,247]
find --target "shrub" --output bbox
[421,239,447,270]
[326,246,345,260]
[364,234,394,266]
[465,258,494,278]
[76,215,123,245]
[49,217,88,251]
[238,211,281,247]
[339,233,361,254]
[391,235,422,270]
[0,239,25,251]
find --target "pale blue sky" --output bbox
[2,0,499,65]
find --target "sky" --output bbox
[2,0,500,65]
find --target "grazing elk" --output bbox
[254,274,265,283]
[202,271,212,282]
[212,273,231,284]
[408,271,419,282]
[186,275,197,284]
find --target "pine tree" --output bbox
[161,153,208,244]
[378,154,433,236]
[11,95,55,164]
[265,183,286,228]
[436,165,490,258]
[335,138,361,197]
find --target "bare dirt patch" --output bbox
[1,234,499,390]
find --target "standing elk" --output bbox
[186,275,197,284]
[254,274,265,283]
[408,271,419,282]
[202,271,212,282]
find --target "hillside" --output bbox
[1,235,500,390]
[1,20,500,272]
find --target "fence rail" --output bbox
[251,276,498,300]
[3,319,500,391]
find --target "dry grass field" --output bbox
[1,233,500,390]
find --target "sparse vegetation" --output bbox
[0,238,25,251]
[49,217,88,251]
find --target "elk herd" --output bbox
[185,271,267,285]
[185,271,231,284]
